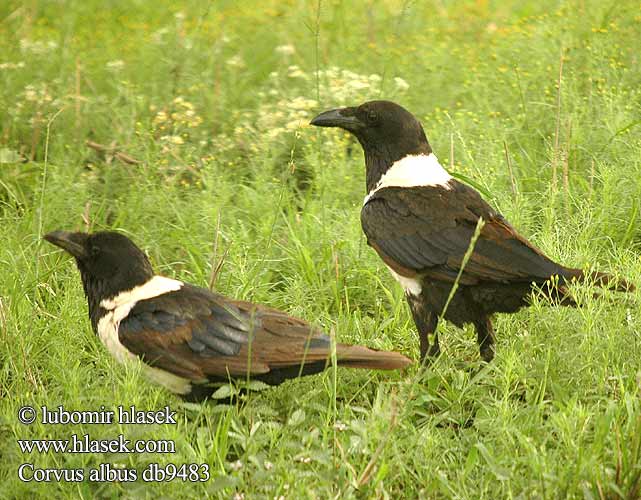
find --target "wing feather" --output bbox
[361,182,566,285]
[118,285,336,380]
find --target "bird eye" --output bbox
[367,110,378,122]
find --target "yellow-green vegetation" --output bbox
[1,0,640,497]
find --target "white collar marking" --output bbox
[97,275,192,395]
[100,275,183,310]
[363,153,452,205]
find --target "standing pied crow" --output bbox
[44,230,411,400]
[311,100,634,362]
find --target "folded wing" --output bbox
[361,182,567,286]
[119,284,410,382]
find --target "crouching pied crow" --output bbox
[311,100,634,363]
[44,230,411,401]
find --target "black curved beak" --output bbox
[310,107,364,131]
[44,230,88,259]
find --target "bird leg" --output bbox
[474,316,495,362]
[407,298,439,361]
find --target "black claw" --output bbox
[480,346,495,363]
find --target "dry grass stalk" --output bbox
[208,210,231,290]
[503,140,518,197]
[552,47,565,194]
[85,139,141,165]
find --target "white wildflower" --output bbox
[106,60,125,71]
[347,79,370,90]
[182,101,196,111]
[275,44,296,56]
[394,76,410,91]
[267,127,284,139]
[325,66,340,78]
[289,96,317,110]
[22,84,52,104]
[0,61,25,70]
[226,55,245,68]
[160,135,184,145]
[287,65,308,79]
[152,27,169,43]
[333,421,348,431]
[24,86,38,102]
[19,39,58,54]
[153,111,169,125]
[229,460,243,471]
[342,69,359,80]
[285,119,302,130]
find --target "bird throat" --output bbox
[362,141,432,192]
[77,265,161,333]
[80,274,114,332]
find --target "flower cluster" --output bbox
[10,83,64,126]
[210,55,411,155]
[23,84,53,104]
[316,66,409,104]
[106,60,126,71]
[0,61,25,70]
[150,96,204,151]
[226,54,245,68]
[19,39,58,54]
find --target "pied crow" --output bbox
[311,100,634,362]
[44,230,411,400]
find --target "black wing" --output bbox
[117,284,342,381]
[361,182,566,286]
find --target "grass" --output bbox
[1,0,641,497]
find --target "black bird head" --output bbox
[44,231,154,324]
[310,100,432,191]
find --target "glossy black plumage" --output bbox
[44,230,411,400]
[312,100,634,362]
[361,183,566,286]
